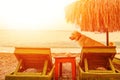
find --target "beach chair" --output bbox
[5,47,55,80]
[78,46,120,79]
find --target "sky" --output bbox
[0,0,120,48]
[0,0,75,30]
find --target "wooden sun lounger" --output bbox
[5,47,55,80]
[78,46,120,79]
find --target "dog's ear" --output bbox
[74,31,82,41]
[73,31,79,34]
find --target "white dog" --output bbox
[69,31,105,47]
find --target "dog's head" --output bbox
[69,31,82,41]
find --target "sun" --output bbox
[0,0,74,30]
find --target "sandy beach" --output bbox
[0,52,120,80]
[0,53,80,80]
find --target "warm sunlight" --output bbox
[0,0,74,30]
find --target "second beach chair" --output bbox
[78,46,120,79]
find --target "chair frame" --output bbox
[78,46,120,79]
[5,47,55,80]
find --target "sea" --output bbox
[0,29,120,53]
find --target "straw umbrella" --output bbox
[65,0,120,46]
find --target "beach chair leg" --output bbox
[60,62,62,77]
[55,62,59,80]
[72,60,76,80]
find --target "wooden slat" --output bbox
[16,72,42,75]
[42,60,48,75]
[83,46,116,48]
[88,70,113,73]
[109,58,116,73]
[23,62,44,69]
[82,46,116,55]
[14,47,50,54]
[82,72,120,78]
[84,58,88,72]
[14,48,52,63]
[14,59,22,74]
[18,55,50,62]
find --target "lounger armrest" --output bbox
[77,63,84,73]
[48,64,55,76]
[14,59,22,74]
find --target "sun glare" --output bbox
[0,0,74,30]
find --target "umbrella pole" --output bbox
[106,31,109,46]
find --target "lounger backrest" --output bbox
[80,46,116,70]
[14,47,52,72]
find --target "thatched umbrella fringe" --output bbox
[65,0,120,46]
